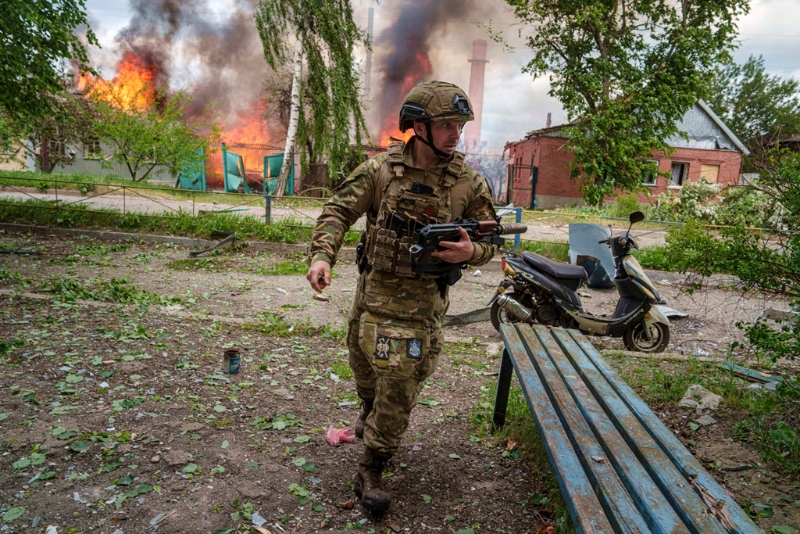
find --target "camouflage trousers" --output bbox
[346,270,447,456]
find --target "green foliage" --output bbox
[42,276,180,306]
[664,150,800,361]
[630,246,674,272]
[0,196,360,245]
[646,180,786,228]
[707,55,800,153]
[255,0,368,184]
[612,194,642,219]
[251,259,308,276]
[517,240,570,262]
[505,0,749,204]
[718,186,787,228]
[0,0,98,125]
[92,89,221,181]
[733,383,800,475]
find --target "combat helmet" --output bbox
[399,81,473,159]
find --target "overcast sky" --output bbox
[83,0,800,152]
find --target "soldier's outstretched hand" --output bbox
[307,260,331,292]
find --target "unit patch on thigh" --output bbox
[407,338,423,359]
[375,335,391,360]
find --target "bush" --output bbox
[717,185,787,229]
[677,180,720,222]
[612,193,641,218]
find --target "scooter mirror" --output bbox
[629,211,645,224]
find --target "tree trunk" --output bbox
[275,44,302,197]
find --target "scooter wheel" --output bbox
[623,322,670,353]
[490,299,509,332]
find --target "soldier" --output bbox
[306,81,497,512]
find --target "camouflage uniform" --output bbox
[310,138,496,456]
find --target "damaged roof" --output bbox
[520,100,749,155]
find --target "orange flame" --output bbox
[79,51,157,111]
[377,52,432,147]
[205,102,275,189]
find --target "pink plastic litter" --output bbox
[326,426,355,446]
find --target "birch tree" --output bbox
[255,0,368,194]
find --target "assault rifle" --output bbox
[409,218,528,285]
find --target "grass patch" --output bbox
[243,312,320,338]
[0,171,331,209]
[251,259,308,276]
[517,240,570,262]
[471,379,573,532]
[330,359,353,380]
[0,198,360,245]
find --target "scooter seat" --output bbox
[522,252,588,280]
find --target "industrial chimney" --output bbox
[464,39,488,152]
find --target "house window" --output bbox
[642,160,659,186]
[670,162,688,186]
[83,138,102,159]
[699,164,720,184]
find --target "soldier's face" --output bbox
[417,121,465,155]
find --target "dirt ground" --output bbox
[0,231,798,533]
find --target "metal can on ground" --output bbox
[223,348,241,373]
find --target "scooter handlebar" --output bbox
[598,239,609,244]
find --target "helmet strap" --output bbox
[414,123,454,162]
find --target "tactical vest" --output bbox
[365,141,465,278]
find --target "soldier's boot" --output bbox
[353,446,392,512]
[352,396,374,440]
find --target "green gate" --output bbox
[263,154,294,196]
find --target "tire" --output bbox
[623,321,670,353]
[490,293,530,332]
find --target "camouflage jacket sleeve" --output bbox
[309,156,383,267]
[465,171,498,268]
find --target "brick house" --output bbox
[503,100,749,209]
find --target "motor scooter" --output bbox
[489,211,671,352]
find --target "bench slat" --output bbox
[527,325,689,534]
[549,328,727,534]
[566,329,760,534]
[499,324,618,534]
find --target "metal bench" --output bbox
[492,323,760,533]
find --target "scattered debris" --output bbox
[188,232,235,258]
[754,307,799,324]
[654,304,688,319]
[472,270,482,276]
[719,362,784,385]
[325,426,355,446]
[313,293,329,302]
[591,456,606,463]
[251,512,267,527]
[678,385,722,412]
[340,499,355,510]
[442,307,491,326]
[720,465,751,472]
[694,415,717,426]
